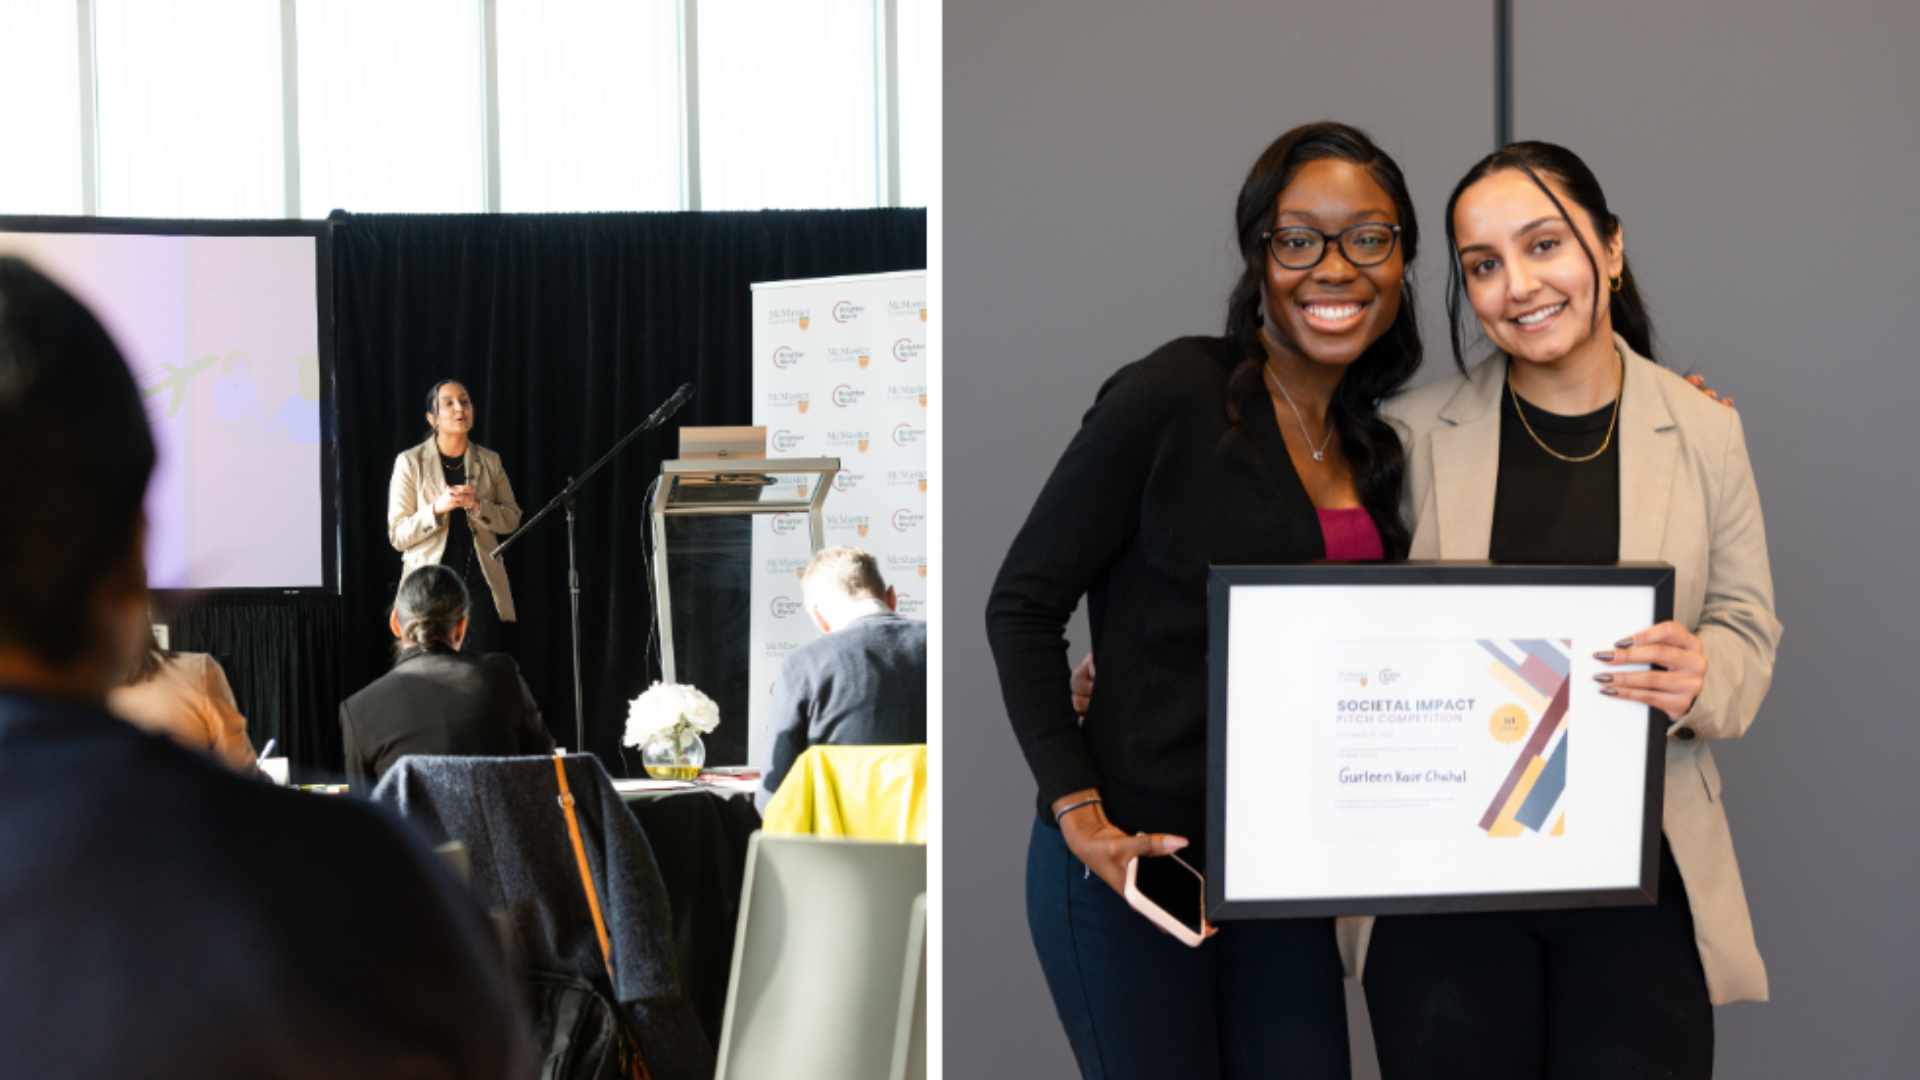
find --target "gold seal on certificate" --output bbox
[1490,703,1530,745]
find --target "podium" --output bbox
[648,457,839,762]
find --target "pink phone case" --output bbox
[1123,854,1212,947]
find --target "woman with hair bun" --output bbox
[388,379,521,655]
[339,564,554,790]
[1361,142,1781,1078]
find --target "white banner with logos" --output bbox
[748,270,928,765]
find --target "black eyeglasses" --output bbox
[1261,223,1401,270]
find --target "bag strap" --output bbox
[552,754,652,1080]
[554,753,616,979]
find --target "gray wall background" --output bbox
[945,1,1920,1077]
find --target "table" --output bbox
[619,784,761,1043]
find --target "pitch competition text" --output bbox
[1334,698,1475,786]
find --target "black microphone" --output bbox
[643,383,696,430]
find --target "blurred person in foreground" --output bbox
[0,256,535,1079]
[108,621,260,775]
[340,563,554,791]
[759,545,927,810]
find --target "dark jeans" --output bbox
[1363,839,1713,1080]
[1025,815,1349,1080]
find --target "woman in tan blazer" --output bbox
[1356,143,1779,1079]
[388,380,522,654]
[109,628,259,775]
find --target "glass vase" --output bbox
[641,728,706,781]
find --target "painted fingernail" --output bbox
[1593,651,1615,661]
[1593,673,1613,683]
[1614,637,1636,648]
[1600,687,1620,696]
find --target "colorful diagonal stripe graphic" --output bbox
[1476,638,1573,836]
[1515,735,1569,832]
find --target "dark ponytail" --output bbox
[1221,122,1422,559]
[1441,141,1655,372]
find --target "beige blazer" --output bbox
[1340,336,1781,1005]
[388,439,523,621]
[109,652,258,774]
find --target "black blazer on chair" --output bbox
[339,647,555,789]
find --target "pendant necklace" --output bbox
[1264,361,1336,463]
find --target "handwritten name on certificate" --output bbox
[1311,638,1574,843]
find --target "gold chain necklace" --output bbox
[1508,350,1622,464]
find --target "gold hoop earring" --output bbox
[1609,274,1624,293]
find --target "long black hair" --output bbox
[1442,141,1655,372]
[1223,122,1422,559]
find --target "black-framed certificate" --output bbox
[1205,562,1674,920]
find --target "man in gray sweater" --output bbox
[759,546,928,810]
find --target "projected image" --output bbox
[0,231,327,589]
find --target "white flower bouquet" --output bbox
[624,681,720,752]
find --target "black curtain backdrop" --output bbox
[330,208,928,776]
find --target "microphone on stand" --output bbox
[645,383,696,430]
[485,381,699,758]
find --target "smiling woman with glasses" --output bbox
[984,122,1425,1080]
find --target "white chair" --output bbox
[715,834,927,1080]
[888,893,927,1080]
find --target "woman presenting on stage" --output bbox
[388,380,522,655]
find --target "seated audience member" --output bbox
[0,256,534,1078]
[760,546,928,809]
[108,622,260,774]
[340,563,554,790]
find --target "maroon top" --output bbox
[1317,507,1384,562]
